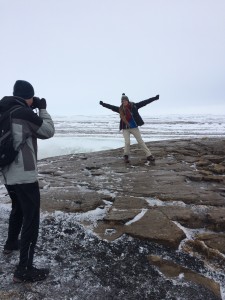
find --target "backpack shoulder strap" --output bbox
[0,105,23,122]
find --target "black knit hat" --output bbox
[13,80,35,99]
[121,93,129,102]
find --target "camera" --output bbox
[31,97,46,110]
[31,97,41,110]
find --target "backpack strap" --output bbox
[0,105,23,123]
[0,106,24,153]
[9,106,26,153]
[8,105,23,128]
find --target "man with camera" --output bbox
[0,80,55,282]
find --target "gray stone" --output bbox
[124,209,186,248]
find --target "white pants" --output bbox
[122,127,152,157]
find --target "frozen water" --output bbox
[38,114,225,159]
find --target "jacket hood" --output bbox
[0,96,27,113]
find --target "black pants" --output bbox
[5,182,40,267]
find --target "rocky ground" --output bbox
[0,138,225,299]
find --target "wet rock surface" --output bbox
[0,138,225,299]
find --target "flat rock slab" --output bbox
[124,209,186,248]
[111,196,149,210]
[196,232,225,255]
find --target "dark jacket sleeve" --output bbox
[135,96,158,110]
[101,102,120,113]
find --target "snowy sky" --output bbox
[0,0,224,116]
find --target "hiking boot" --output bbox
[124,155,130,163]
[3,240,20,255]
[13,265,50,283]
[147,155,155,162]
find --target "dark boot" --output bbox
[147,155,155,162]
[13,265,49,283]
[124,155,130,163]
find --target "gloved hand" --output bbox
[99,101,104,105]
[31,97,41,109]
[155,95,159,100]
[31,97,47,109]
[39,98,47,109]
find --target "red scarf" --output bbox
[124,103,132,122]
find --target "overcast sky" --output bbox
[0,0,224,116]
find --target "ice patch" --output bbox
[97,189,117,198]
[38,114,225,159]
[146,197,186,207]
[105,228,117,236]
[125,209,148,225]
[173,221,211,241]
[42,201,113,229]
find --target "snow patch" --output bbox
[125,209,148,225]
